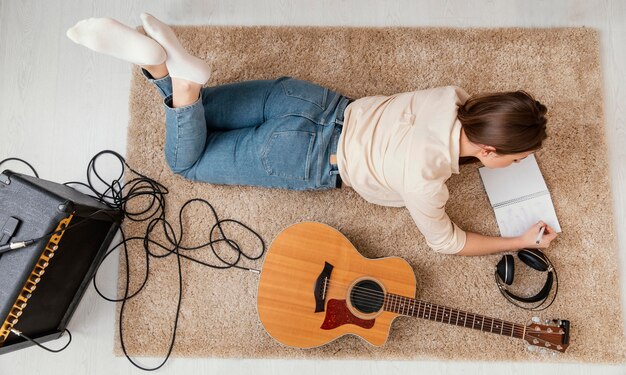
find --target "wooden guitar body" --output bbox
[257,221,415,348]
[257,222,570,352]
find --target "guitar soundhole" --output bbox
[350,280,384,314]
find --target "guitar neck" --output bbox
[384,293,525,339]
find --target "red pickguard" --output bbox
[320,299,375,330]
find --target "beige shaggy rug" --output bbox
[117,26,625,363]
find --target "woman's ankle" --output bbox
[142,63,168,79]
[172,78,202,108]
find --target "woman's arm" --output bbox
[456,221,558,256]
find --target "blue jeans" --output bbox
[143,70,350,190]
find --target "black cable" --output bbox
[1,151,266,370]
[85,151,265,371]
[10,328,72,353]
[0,157,39,178]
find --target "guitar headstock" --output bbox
[524,318,570,353]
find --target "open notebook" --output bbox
[478,154,561,237]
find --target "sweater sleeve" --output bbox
[403,185,467,254]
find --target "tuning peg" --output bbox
[544,319,552,324]
[527,345,537,352]
[531,316,541,323]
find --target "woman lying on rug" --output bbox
[67,14,558,256]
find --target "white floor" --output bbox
[1,1,625,374]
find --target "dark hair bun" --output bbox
[534,99,547,116]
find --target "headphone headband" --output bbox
[504,271,553,303]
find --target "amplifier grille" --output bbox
[0,214,74,345]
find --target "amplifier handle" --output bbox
[1,217,20,246]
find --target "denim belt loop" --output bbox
[334,96,353,126]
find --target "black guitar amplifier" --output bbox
[0,169,123,354]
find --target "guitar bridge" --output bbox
[313,262,333,313]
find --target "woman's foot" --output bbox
[66,17,166,66]
[140,12,212,85]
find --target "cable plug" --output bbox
[0,240,35,254]
[10,328,22,336]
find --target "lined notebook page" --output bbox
[478,154,561,237]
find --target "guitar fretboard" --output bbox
[383,293,525,339]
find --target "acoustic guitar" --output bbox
[257,222,570,352]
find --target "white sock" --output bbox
[140,13,212,84]
[66,18,166,66]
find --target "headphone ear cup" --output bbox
[496,254,515,285]
[518,249,549,272]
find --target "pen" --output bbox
[535,225,546,244]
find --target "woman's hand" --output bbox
[517,221,558,249]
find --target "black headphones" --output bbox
[494,248,558,311]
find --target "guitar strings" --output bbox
[327,282,563,345]
[321,276,554,328]
[321,277,529,335]
[329,277,565,348]
[344,291,526,336]
[335,277,563,347]
[325,279,515,324]
[344,288,563,349]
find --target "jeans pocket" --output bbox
[260,130,316,180]
[281,78,329,110]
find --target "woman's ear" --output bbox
[479,145,497,157]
